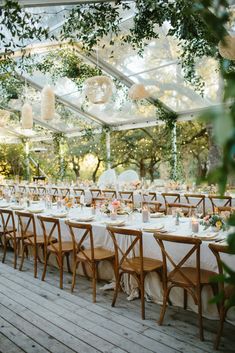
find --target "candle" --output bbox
[192,218,199,233]
[110,209,117,220]
[142,204,149,223]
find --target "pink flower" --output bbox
[111,199,121,208]
[204,215,210,221]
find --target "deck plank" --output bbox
[0,255,234,353]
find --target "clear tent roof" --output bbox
[0,0,224,142]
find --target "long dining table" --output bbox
[1,200,235,324]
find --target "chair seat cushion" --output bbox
[169,267,217,285]
[77,247,115,261]
[121,257,163,273]
[47,241,73,253]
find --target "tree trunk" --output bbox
[92,158,102,183]
[72,156,80,180]
[139,159,146,179]
[207,123,221,173]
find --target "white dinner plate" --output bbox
[71,216,94,222]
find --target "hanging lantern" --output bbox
[21,103,33,129]
[41,84,55,121]
[128,83,150,100]
[84,76,114,104]
[0,109,10,127]
[218,35,235,60]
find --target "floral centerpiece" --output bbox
[100,199,129,215]
[200,214,227,231]
[131,180,141,190]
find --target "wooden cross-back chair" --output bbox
[66,221,115,302]
[19,185,26,195]
[184,194,206,216]
[154,233,218,341]
[37,216,73,289]
[73,188,85,204]
[101,189,117,200]
[162,192,196,216]
[0,208,19,269]
[8,185,15,195]
[16,211,44,278]
[118,191,134,207]
[37,186,46,197]
[90,188,104,205]
[59,188,70,198]
[209,243,235,350]
[142,192,162,213]
[28,186,38,201]
[107,226,163,319]
[50,187,59,202]
[208,195,232,213]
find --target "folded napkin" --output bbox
[71,216,94,222]
[0,203,9,208]
[50,212,68,218]
[194,232,219,241]
[150,212,165,218]
[27,208,44,214]
[10,205,25,210]
[104,220,126,227]
[143,224,164,232]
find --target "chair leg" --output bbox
[112,273,120,307]
[34,245,38,278]
[214,307,226,350]
[19,244,26,271]
[66,252,72,273]
[13,238,17,269]
[183,289,188,310]
[59,256,64,289]
[71,261,78,292]
[197,287,204,341]
[92,262,97,303]
[159,287,170,325]
[41,252,50,281]
[2,235,7,263]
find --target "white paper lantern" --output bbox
[84,76,114,104]
[41,84,55,121]
[218,35,235,60]
[0,109,10,127]
[21,103,33,129]
[128,83,150,100]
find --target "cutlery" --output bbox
[215,238,226,243]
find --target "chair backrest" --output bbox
[208,195,232,213]
[0,209,16,235]
[162,193,180,206]
[107,226,143,273]
[166,202,196,216]
[37,216,61,252]
[154,233,202,288]
[19,185,26,194]
[101,190,117,200]
[60,188,70,197]
[65,221,95,262]
[16,211,36,244]
[184,194,206,216]
[118,191,134,204]
[209,243,230,293]
[142,192,157,202]
[37,186,46,195]
[90,189,102,198]
[8,185,15,194]
[73,188,85,197]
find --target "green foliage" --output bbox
[0,0,50,57]
[29,48,102,90]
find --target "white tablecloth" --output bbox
[2,202,235,323]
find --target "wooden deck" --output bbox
[0,252,234,353]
